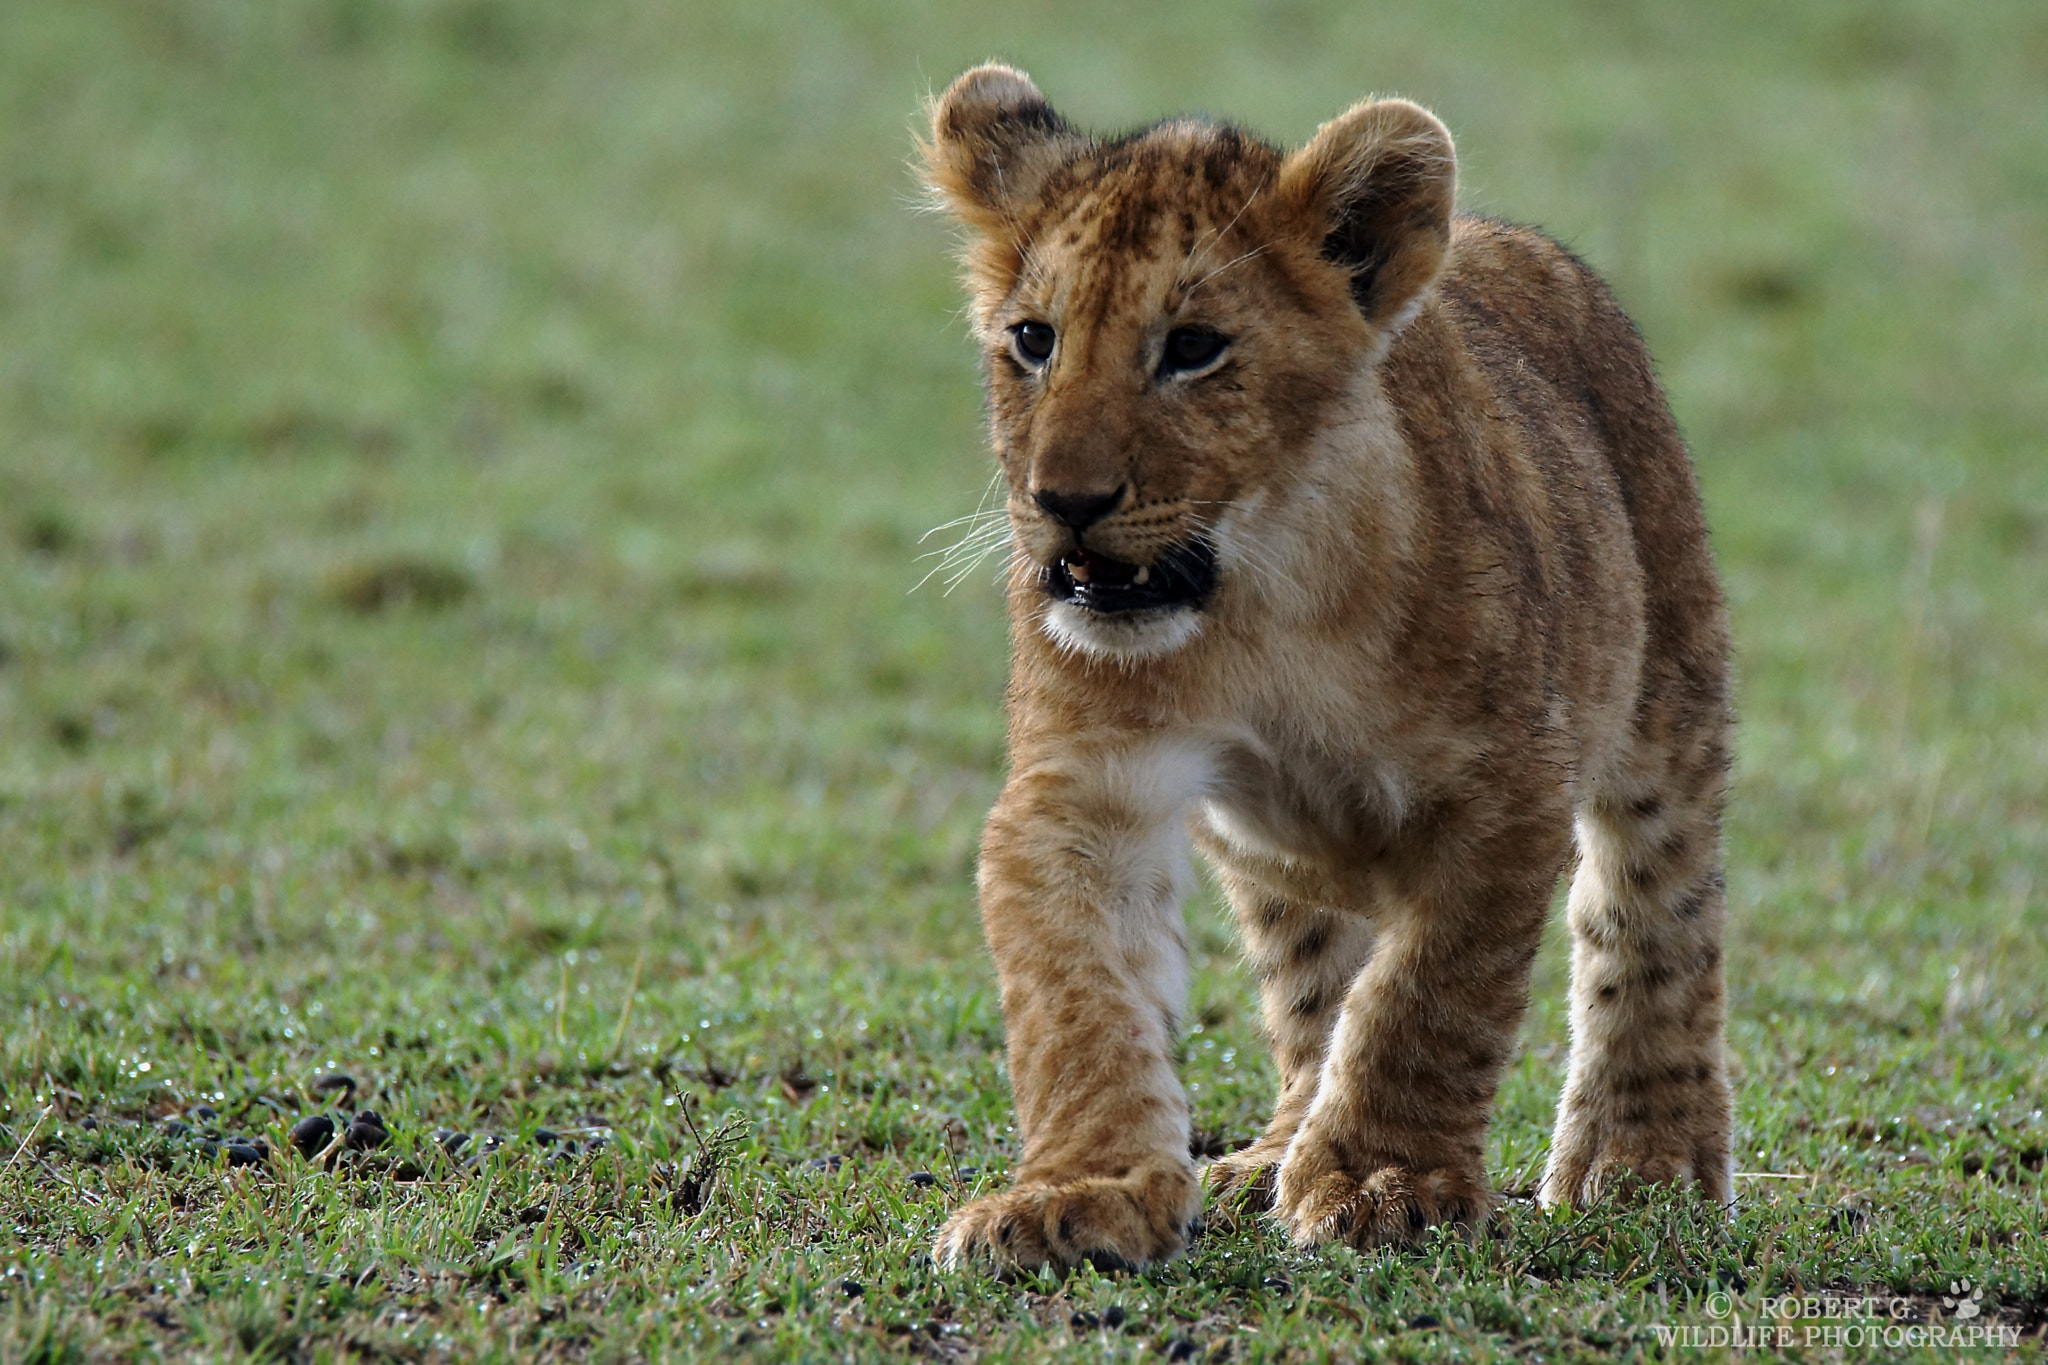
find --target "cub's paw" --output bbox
[1274,1159,1489,1249]
[1201,1143,1285,1227]
[933,1164,1201,1274]
[1537,1122,1732,1209]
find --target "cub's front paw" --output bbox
[933,1163,1201,1274]
[1537,1111,1733,1209]
[1274,1154,1489,1249]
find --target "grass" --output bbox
[2,0,2045,1359]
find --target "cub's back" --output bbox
[1393,217,1729,727]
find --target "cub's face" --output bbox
[977,135,1361,659]
[925,67,1456,660]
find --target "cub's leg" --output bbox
[1539,772,1733,1207]
[1205,877,1375,1217]
[933,744,1205,1273]
[1270,816,1565,1249]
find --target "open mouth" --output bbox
[1042,540,1218,615]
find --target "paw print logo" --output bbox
[1943,1280,1986,1321]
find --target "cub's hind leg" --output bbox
[1203,872,1376,1219]
[1540,741,1734,1207]
[1543,262,1736,1209]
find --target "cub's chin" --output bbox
[1041,599,1205,661]
[1035,540,1216,662]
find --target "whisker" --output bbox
[918,514,1008,548]
[917,524,1006,562]
[921,524,1008,564]
[1183,241,1274,300]
[914,472,1015,595]
[918,512,1002,541]
[1181,186,1264,281]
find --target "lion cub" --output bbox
[922,66,1734,1272]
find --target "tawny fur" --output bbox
[920,65,1734,1274]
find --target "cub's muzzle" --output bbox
[1042,540,1218,614]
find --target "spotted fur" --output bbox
[921,66,1734,1274]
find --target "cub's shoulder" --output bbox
[1409,215,1658,405]
[1439,215,1620,327]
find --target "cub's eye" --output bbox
[1011,321,1056,367]
[1160,327,1228,376]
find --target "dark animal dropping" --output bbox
[289,1115,335,1158]
[346,1118,389,1151]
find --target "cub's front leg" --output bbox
[934,743,1207,1274]
[1270,814,1567,1250]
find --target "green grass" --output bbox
[3,1,2045,1360]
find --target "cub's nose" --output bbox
[1032,486,1126,530]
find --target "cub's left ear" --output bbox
[1278,98,1456,331]
[922,64,1089,238]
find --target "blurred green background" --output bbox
[6,0,2044,986]
[2,2,2044,1359]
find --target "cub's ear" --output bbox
[922,64,1087,235]
[1278,98,1456,331]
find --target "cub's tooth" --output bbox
[1066,558,1091,584]
[1133,565,1150,585]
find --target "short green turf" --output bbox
[3,2,2044,1361]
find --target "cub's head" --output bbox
[923,65,1455,661]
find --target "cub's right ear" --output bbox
[922,65,1087,235]
[1278,98,1456,333]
